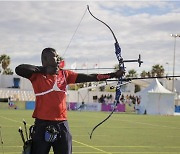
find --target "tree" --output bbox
[2,68,13,75]
[140,64,165,78]
[0,54,13,75]
[151,64,164,77]
[140,70,148,78]
[125,69,138,78]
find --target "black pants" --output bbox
[31,119,72,154]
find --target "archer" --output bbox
[15,47,125,154]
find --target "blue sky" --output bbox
[0,1,180,76]
[100,2,174,16]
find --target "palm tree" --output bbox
[140,70,148,78]
[0,54,13,75]
[126,69,138,78]
[2,68,13,75]
[1,55,10,69]
[151,64,164,77]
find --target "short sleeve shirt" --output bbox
[29,70,78,121]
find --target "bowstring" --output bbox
[62,8,87,58]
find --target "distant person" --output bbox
[8,96,15,109]
[99,94,105,103]
[77,101,86,111]
[15,47,125,154]
[120,94,125,104]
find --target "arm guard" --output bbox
[75,72,115,83]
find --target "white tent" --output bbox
[137,79,175,115]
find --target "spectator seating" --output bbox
[0,88,35,101]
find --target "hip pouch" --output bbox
[45,125,59,142]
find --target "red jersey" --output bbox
[29,70,78,121]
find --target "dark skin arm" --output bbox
[16,49,125,81]
[15,64,125,82]
[75,69,125,83]
[15,64,57,79]
[15,64,45,79]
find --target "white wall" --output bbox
[147,93,175,115]
[67,90,116,103]
[0,75,15,88]
[0,75,33,90]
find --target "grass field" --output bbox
[0,110,180,154]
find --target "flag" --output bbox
[59,60,65,69]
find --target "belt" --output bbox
[35,118,67,125]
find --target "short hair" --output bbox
[41,48,56,61]
[42,47,56,55]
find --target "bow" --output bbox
[87,5,125,139]
[87,5,143,139]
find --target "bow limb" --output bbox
[89,107,116,139]
[87,5,118,43]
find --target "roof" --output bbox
[137,78,173,94]
[148,78,172,94]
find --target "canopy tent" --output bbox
[137,78,175,115]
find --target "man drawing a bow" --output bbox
[15,47,125,154]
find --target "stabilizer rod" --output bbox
[123,54,143,67]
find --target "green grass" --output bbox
[0,110,180,154]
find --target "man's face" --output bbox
[42,51,60,67]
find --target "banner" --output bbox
[101,103,125,112]
[67,102,125,112]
